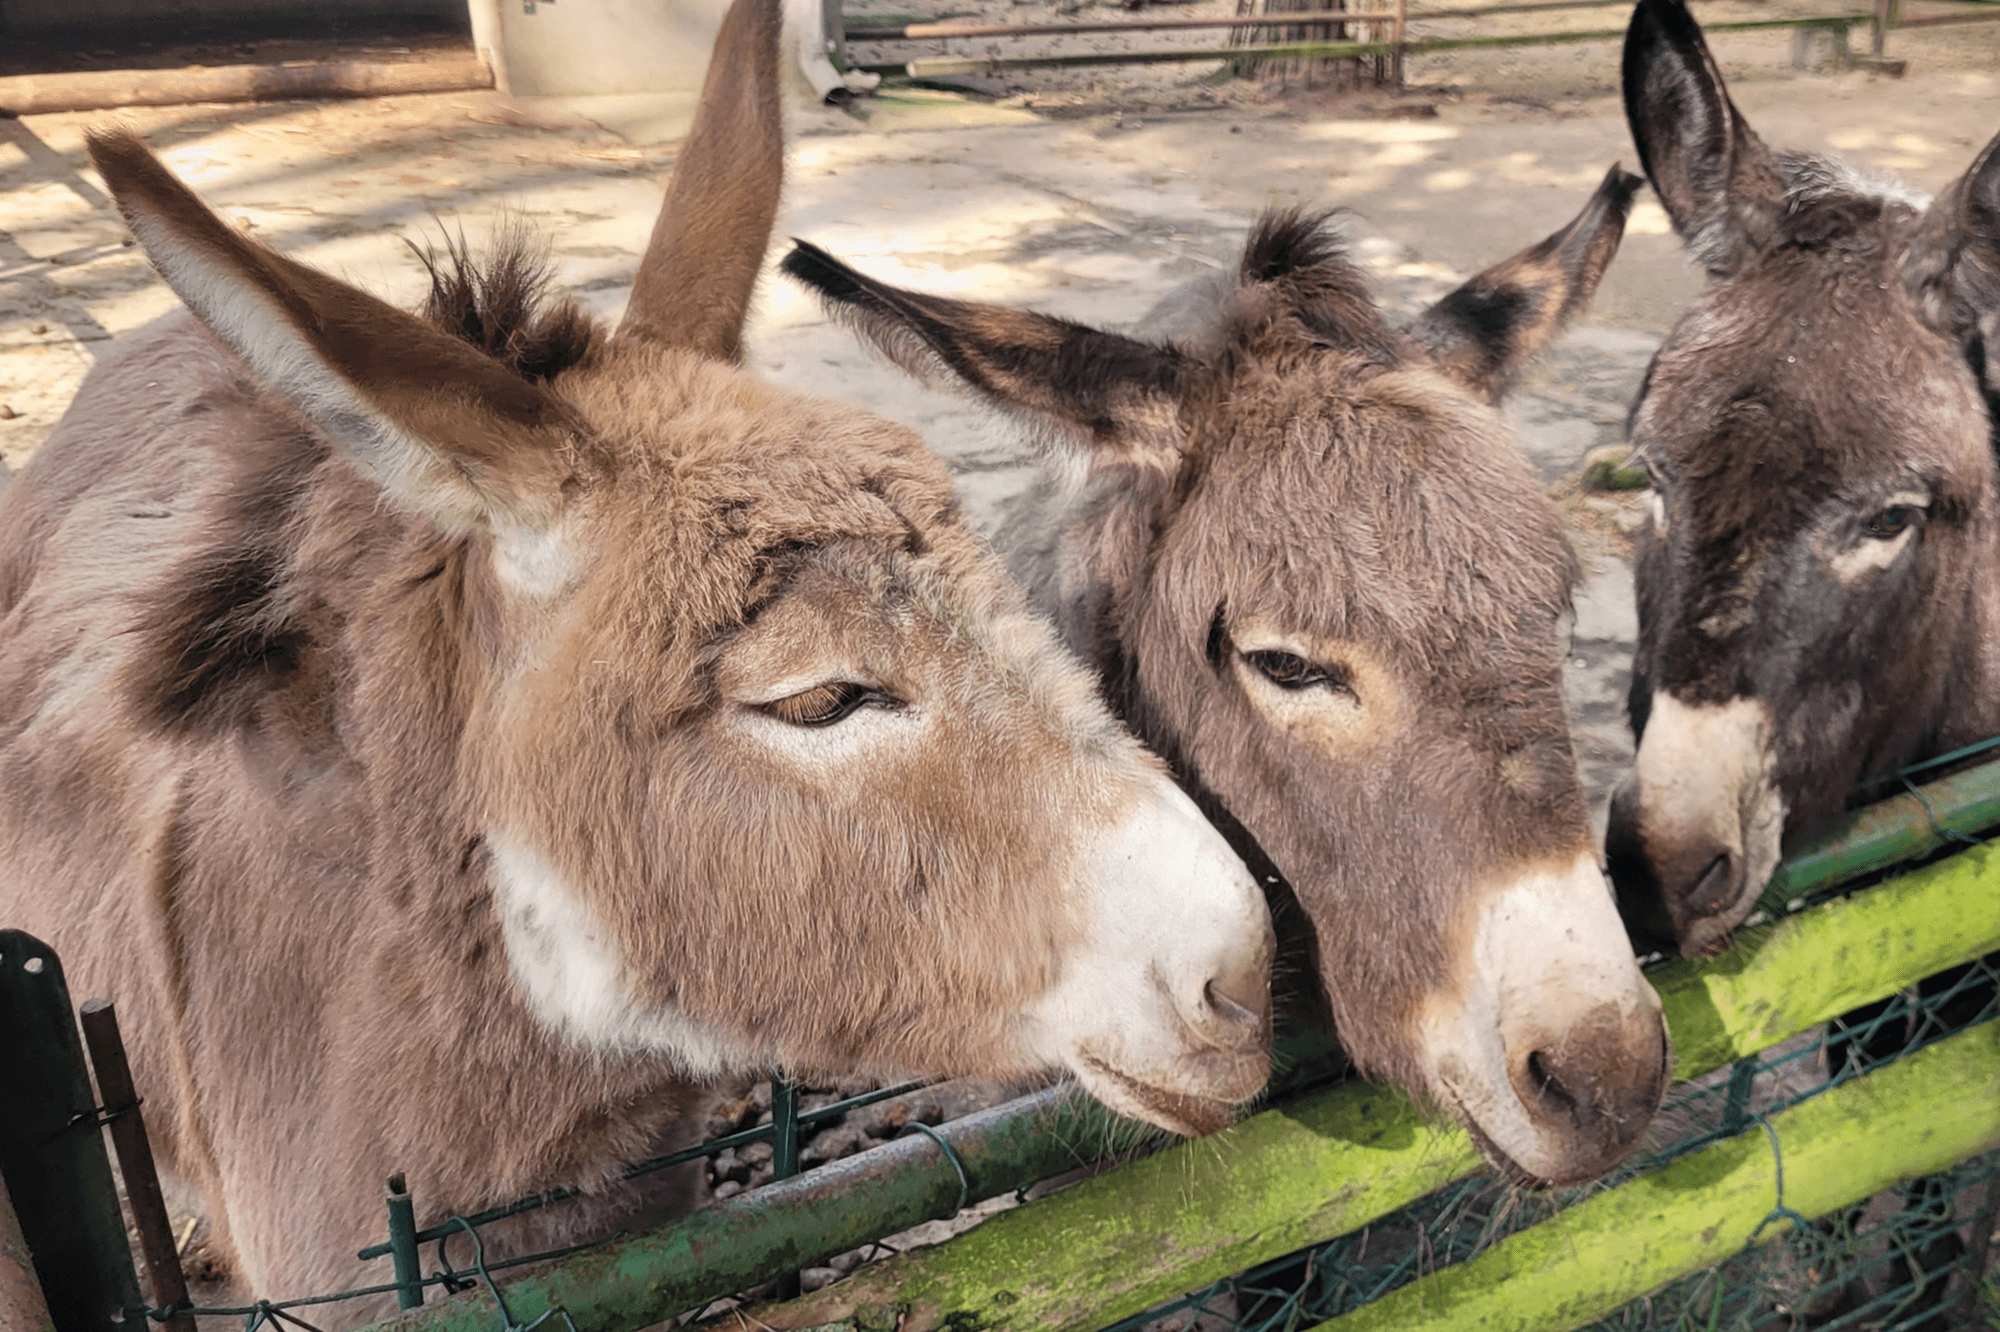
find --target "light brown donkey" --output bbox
[786,169,1671,1186]
[0,0,1275,1312]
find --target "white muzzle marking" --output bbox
[1632,693,1786,945]
[1020,779,1274,1126]
[1419,851,1663,1182]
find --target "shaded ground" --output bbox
[0,16,474,80]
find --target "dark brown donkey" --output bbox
[0,0,1277,1313]
[784,170,1671,1186]
[1607,0,2000,958]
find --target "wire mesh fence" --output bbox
[1103,928,2000,1332]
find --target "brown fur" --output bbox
[617,0,782,360]
[0,0,1274,1312]
[786,165,1674,1185]
[1608,0,2000,951]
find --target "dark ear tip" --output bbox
[778,238,861,300]
[83,125,149,175]
[1603,163,1647,207]
[778,238,826,277]
[1626,0,1703,50]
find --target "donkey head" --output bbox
[1608,0,2000,958]
[86,0,1275,1137]
[785,166,1671,1185]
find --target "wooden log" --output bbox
[712,840,2000,1332]
[0,58,492,117]
[1319,1021,2000,1331]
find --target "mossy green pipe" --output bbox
[1758,755,2000,910]
[730,842,2000,1332]
[1316,1021,2000,1332]
[1658,839,2000,1079]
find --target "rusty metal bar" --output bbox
[77,1000,193,1332]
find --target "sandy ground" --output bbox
[7,20,1997,816]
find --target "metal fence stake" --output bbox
[384,1175,425,1310]
[770,1074,802,1303]
[77,999,194,1332]
[1719,1057,1757,1137]
[0,931,146,1332]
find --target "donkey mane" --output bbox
[1778,151,1933,217]
[1229,209,1399,365]
[415,225,600,383]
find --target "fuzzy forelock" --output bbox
[414,222,599,383]
[1234,210,1400,364]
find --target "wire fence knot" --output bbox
[1743,1114,1812,1248]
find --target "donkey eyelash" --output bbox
[1243,649,1354,696]
[759,682,896,727]
[1861,506,1920,541]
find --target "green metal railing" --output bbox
[716,758,2000,1332]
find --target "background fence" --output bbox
[835,0,2000,86]
[4,756,1999,1332]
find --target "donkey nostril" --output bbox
[1204,977,1262,1030]
[1684,852,1738,917]
[1525,1050,1579,1115]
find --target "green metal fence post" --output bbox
[771,1074,802,1302]
[0,1170,55,1332]
[385,1174,426,1310]
[0,931,146,1332]
[1719,1057,1757,1137]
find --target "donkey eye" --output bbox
[761,682,893,727]
[1245,650,1352,696]
[1863,506,1918,541]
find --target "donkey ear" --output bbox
[89,130,575,536]
[1410,164,1641,402]
[1621,0,1784,277]
[1906,129,2000,402]
[617,0,783,362]
[782,240,1188,469]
